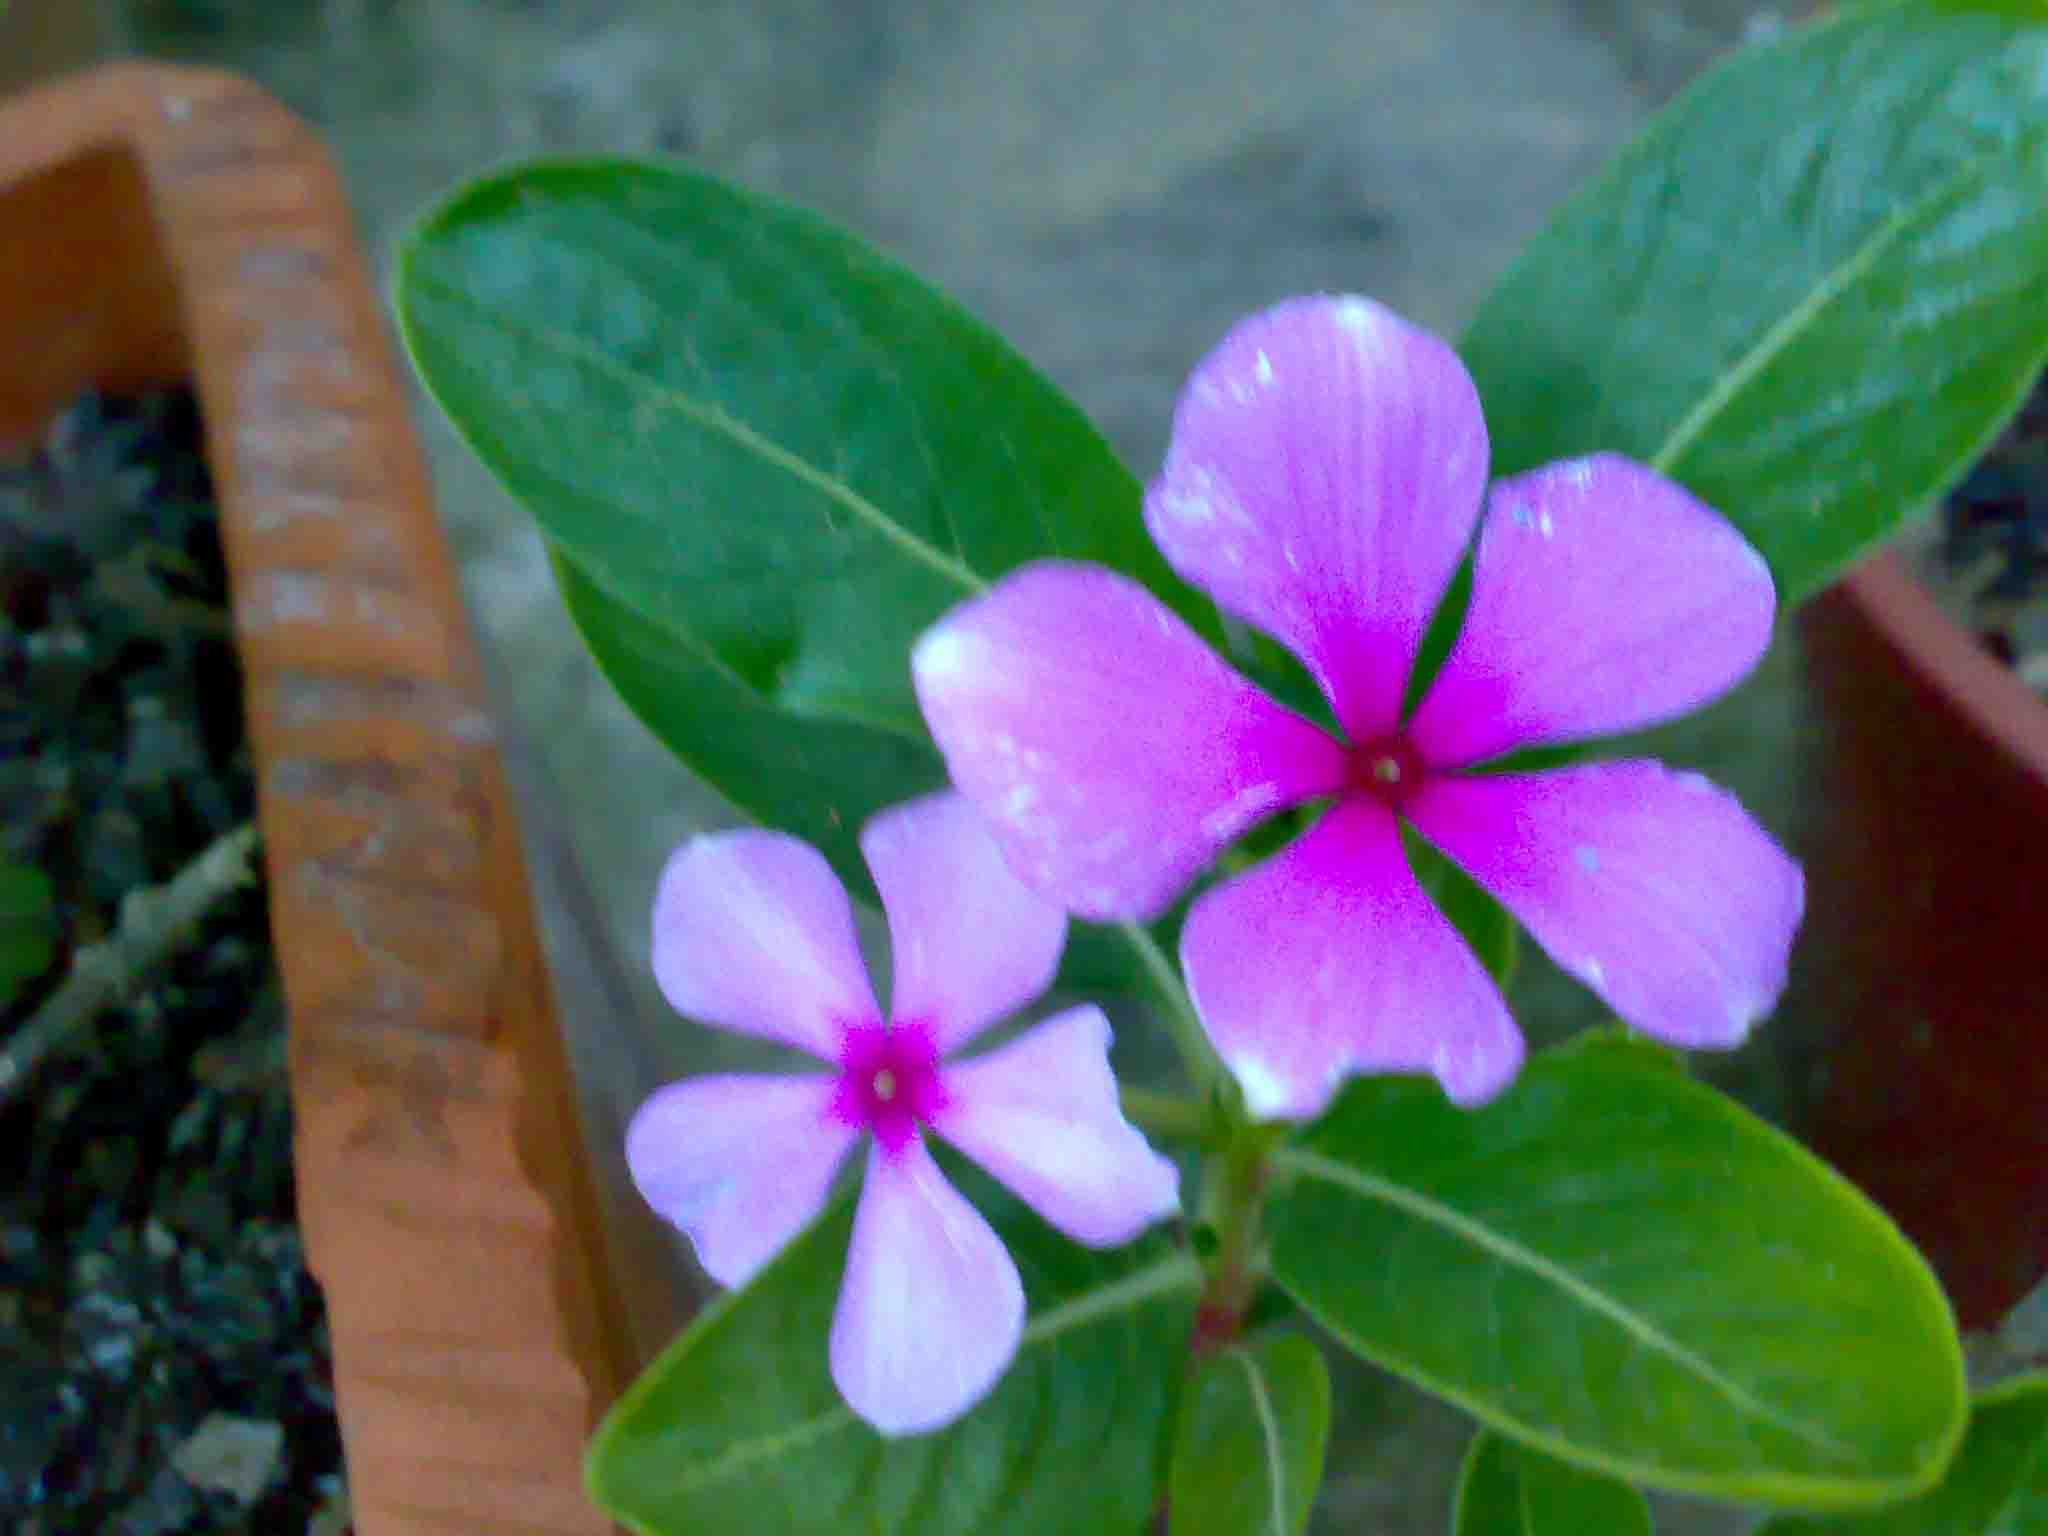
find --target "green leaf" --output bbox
[0,861,55,1007]
[1453,1430,1652,1536]
[1266,1036,1965,1509]
[1169,1335,1331,1536]
[553,549,1146,996]
[397,156,1214,738]
[589,1159,1200,1535]
[1755,1374,2048,1536]
[1461,0,2048,607]
[1402,823,1518,988]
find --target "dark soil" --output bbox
[1,392,343,1533]
[1916,370,2048,692]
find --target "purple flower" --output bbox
[912,296,1803,1122]
[626,792,1180,1436]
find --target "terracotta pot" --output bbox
[0,64,632,1533]
[1800,550,2048,1331]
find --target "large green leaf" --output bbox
[0,861,55,1007]
[397,157,1213,737]
[1265,1036,1965,1509]
[553,550,1149,996]
[1453,1430,1652,1536]
[1756,1374,2048,1536]
[1462,0,2048,606]
[589,1158,1199,1535]
[1168,1335,1330,1536]
[556,553,945,889]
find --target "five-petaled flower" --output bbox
[913,295,1804,1122]
[627,792,1180,1436]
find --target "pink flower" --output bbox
[626,792,1180,1436]
[913,296,1803,1122]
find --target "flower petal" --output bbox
[1145,295,1489,740]
[830,1140,1025,1437]
[912,561,1347,921]
[652,830,878,1059]
[1406,762,1804,1048]
[625,1073,855,1288]
[1181,802,1523,1120]
[860,792,1066,1051]
[1407,456,1777,767]
[933,1005,1180,1245]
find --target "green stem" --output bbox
[1118,920,1225,1099]
[1118,1085,1210,1145]
[1192,1121,1286,1353]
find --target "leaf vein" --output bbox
[1650,131,2037,475]
[657,1249,1196,1498]
[407,268,988,595]
[1277,1146,1856,1459]
[1231,1348,1291,1536]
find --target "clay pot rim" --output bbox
[1,60,631,1534]
[1839,548,2048,780]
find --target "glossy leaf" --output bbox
[1454,1430,1652,1536]
[1169,1334,1331,1536]
[397,156,1213,738]
[1755,1374,2048,1536]
[1266,1036,1966,1509]
[1462,0,2048,607]
[589,1157,1199,1535]
[554,552,1147,996]
[0,861,55,1006]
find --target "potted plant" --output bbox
[0,62,636,1533]
[382,3,2048,1533]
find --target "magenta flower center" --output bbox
[1347,731,1430,812]
[830,1018,949,1157]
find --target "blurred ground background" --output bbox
[7,2,1823,1529]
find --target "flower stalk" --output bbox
[1190,1119,1286,1354]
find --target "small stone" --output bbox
[170,1413,284,1505]
[67,1288,144,1382]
